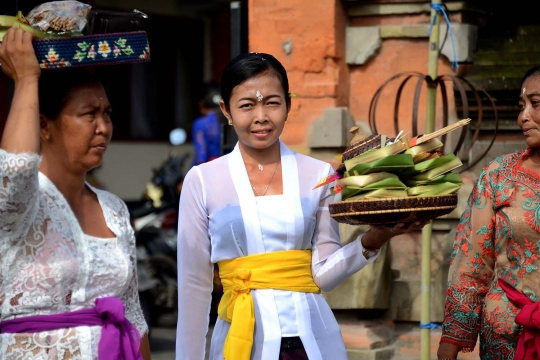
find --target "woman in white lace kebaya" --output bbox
[0,28,150,359]
[175,53,428,360]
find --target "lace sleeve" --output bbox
[0,149,41,237]
[121,223,149,338]
[440,164,497,352]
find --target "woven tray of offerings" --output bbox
[315,119,470,226]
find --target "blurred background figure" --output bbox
[190,82,227,322]
[191,82,225,167]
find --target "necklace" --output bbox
[251,161,280,196]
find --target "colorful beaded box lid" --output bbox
[33,31,150,69]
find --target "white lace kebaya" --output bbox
[0,149,147,359]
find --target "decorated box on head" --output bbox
[0,1,151,70]
[34,31,150,69]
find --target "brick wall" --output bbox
[248,0,349,147]
[248,0,462,149]
[348,38,455,138]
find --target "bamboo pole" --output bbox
[421,0,442,359]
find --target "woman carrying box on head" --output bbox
[0,27,150,360]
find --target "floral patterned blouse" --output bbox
[441,148,540,359]
[0,149,147,359]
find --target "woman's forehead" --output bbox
[69,83,106,98]
[63,84,109,108]
[523,75,540,89]
[232,74,283,94]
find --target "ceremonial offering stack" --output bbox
[316,119,470,225]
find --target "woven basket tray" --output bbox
[329,194,458,225]
[32,31,150,69]
[342,134,382,161]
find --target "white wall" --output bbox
[93,141,194,201]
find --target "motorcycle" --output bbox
[127,129,188,331]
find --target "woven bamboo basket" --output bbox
[329,194,458,225]
[342,134,383,161]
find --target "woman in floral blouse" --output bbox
[438,66,540,360]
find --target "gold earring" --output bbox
[44,134,50,141]
[228,118,233,126]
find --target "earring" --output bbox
[228,118,233,126]
[44,134,50,141]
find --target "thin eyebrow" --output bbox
[237,94,282,102]
[79,105,99,110]
[79,104,112,111]
[520,92,540,100]
[237,97,255,102]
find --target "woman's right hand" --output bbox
[361,220,430,250]
[437,342,459,359]
[0,27,40,82]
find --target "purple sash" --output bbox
[0,297,143,360]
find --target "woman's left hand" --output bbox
[361,220,431,250]
[0,27,40,82]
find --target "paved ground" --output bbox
[150,325,213,360]
[148,327,175,360]
[149,321,479,359]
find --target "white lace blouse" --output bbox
[0,149,147,359]
[176,141,379,360]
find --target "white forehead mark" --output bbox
[523,88,526,94]
[256,90,263,102]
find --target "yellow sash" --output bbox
[217,249,320,360]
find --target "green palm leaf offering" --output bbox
[333,135,464,201]
[335,173,407,199]
[404,138,443,163]
[335,172,398,187]
[323,120,471,225]
[399,152,463,178]
[346,154,414,176]
[404,172,462,187]
[407,182,462,196]
[347,189,409,200]
[344,140,407,171]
